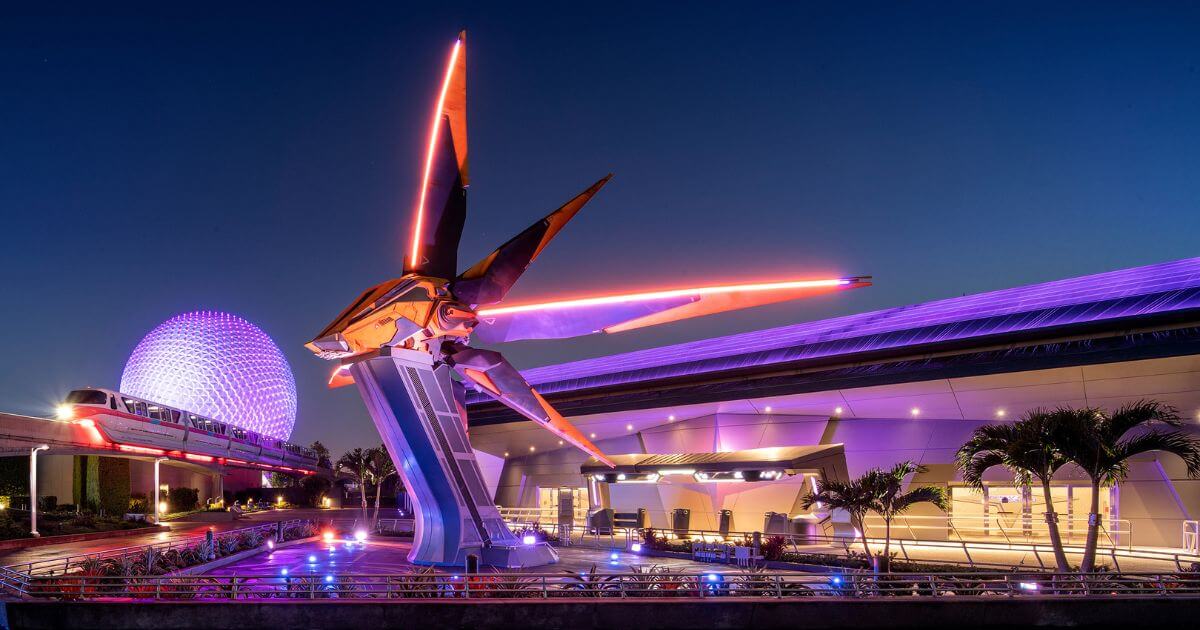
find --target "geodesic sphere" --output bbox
[120,310,297,440]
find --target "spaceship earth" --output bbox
[120,311,297,440]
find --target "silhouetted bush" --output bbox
[168,487,199,513]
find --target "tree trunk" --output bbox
[359,476,368,517]
[882,516,892,573]
[854,516,873,559]
[1079,479,1102,573]
[372,482,383,526]
[1040,480,1071,573]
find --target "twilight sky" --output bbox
[2,2,1198,456]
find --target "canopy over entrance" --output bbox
[580,444,847,482]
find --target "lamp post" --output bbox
[154,457,168,523]
[29,445,49,537]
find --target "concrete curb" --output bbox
[0,526,169,551]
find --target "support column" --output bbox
[211,471,224,508]
[154,457,167,523]
[29,445,49,537]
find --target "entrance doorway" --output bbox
[949,484,1119,545]
[538,486,589,526]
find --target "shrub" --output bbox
[128,496,149,514]
[300,475,333,507]
[167,488,199,513]
[97,458,130,517]
[761,535,787,561]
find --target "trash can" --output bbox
[791,513,822,543]
[718,509,733,537]
[589,508,615,534]
[763,511,790,535]
[671,508,691,536]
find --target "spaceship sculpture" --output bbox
[307,32,870,567]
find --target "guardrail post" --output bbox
[774,574,782,599]
[541,575,547,598]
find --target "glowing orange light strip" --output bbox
[409,36,463,269]
[117,444,165,456]
[477,278,855,316]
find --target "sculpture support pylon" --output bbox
[350,347,557,567]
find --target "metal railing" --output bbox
[861,514,1133,549]
[9,569,1200,601]
[497,507,1134,550]
[508,520,1200,573]
[1184,521,1200,555]
[375,518,414,535]
[0,519,313,587]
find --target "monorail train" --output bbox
[57,387,320,471]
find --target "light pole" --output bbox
[154,457,168,523]
[29,445,49,537]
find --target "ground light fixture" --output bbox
[522,534,536,545]
[323,530,335,544]
[354,530,368,543]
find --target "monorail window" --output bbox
[167,409,181,423]
[65,390,107,405]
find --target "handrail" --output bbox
[860,514,1133,550]
[1,519,314,580]
[511,520,1200,573]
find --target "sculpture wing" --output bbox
[472,277,872,343]
[453,175,612,306]
[449,346,614,467]
[405,31,468,279]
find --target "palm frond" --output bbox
[1115,429,1200,478]
[894,486,949,513]
[1109,400,1182,437]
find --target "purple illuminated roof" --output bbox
[484,257,1200,398]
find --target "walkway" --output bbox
[205,538,725,577]
[0,507,377,568]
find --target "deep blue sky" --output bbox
[2,2,1198,455]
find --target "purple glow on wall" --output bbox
[120,311,298,440]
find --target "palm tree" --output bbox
[1055,401,1200,573]
[367,445,397,525]
[956,410,1073,573]
[863,461,948,572]
[800,477,877,559]
[337,448,373,516]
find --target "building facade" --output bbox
[466,258,1200,549]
